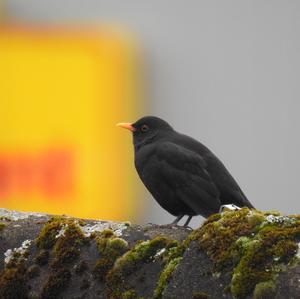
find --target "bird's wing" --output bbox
[204,153,255,209]
[155,141,221,215]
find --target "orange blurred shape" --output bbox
[0,149,74,198]
[0,25,141,221]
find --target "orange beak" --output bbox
[116,122,136,132]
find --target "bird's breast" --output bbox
[134,144,155,171]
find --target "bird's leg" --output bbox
[219,204,241,213]
[183,215,193,227]
[171,215,184,225]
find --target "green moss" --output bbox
[273,239,298,262]
[0,264,28,299]
[93,259,112,280]
[53,219,87,252]
[27,265,40,279]
[77,218,87,226]
[192,291,210,299]
[106,236,177,299]
[204,213,222,224]
[121,289,139,299]
[0,216,11,222]
[153,241,185,299]
[253,280,276,299]
[153,257,182,299]
[34,249,49,265]
[36,216,90,298]
[100,228,115,238]
[93,230,128,280]
[230,240,272,297]
[36,216,66,249]
[5,252,22,269]
[231,217,300,298]
[186,208,255,270]
[0,237,32,297]
[247,213,265,227]
[41,268,71,299]
[187,208,300,298]
[35,216,88,270]
[264,211,281,216]
[0,222,6,231]
[163,242,184,262]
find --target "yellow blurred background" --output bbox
[0,25,142,221]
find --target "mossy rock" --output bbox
[106,236,180,298]
[253,280,276,299]
[0,208,299,299]
[0,222,6,232]
[164,208,300,299]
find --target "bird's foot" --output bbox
[219,204,240,213]
[183,215,193,227]
[169,215,193,228]
[171,215,184,225]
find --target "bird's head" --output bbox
[117,116,173,148]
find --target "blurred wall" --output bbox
[4,0,300,226]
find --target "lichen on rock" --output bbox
[0,208,45,221]
[0,238,32,298]
[4,239,31,266]
[80,221,129,237]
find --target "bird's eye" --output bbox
[141,124,149,132]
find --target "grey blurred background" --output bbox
[5,0,300,226]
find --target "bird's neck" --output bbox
[134,132,159,151]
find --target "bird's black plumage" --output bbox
[120,116,254,225]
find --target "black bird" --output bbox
[117,116,254,226]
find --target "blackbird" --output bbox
[117,116,254,226]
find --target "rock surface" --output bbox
[0,208,299,299]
